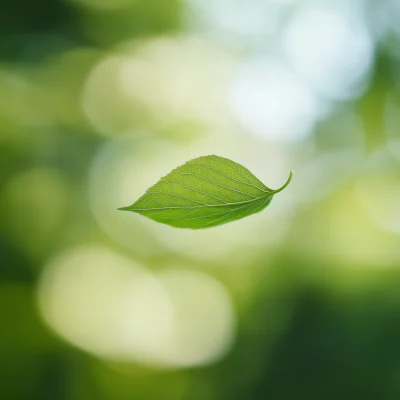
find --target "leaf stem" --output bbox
[271,171,293,194]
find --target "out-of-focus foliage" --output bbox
[1,0,400,399]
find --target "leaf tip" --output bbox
[118,206,132,212]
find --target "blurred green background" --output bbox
[2,0,400,399]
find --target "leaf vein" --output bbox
[161,179,227,204]
[147,191,208,206]
[214,157,269,190]
[179,172,258,199]
[189,162,268,193]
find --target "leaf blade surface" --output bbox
[119,155,291,229]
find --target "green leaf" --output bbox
[119,155,292,229]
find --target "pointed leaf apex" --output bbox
[118,206,132,211]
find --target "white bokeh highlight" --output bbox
[156,269,236,366]
[283,5,374,100]
[38,246,236,367]
[38,246,174,363]
[229,58,323,142]
[185,0,283,41]
[82,37,234,136]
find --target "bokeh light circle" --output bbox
[155,268,236,367]
[38,246,175,363]
[229,58,324,142]
[38,246,237,367]
[283,5,374,100]
[82,37,235,137]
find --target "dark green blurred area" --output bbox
[2,0,400,399]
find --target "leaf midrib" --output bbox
[130,192,274,211]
